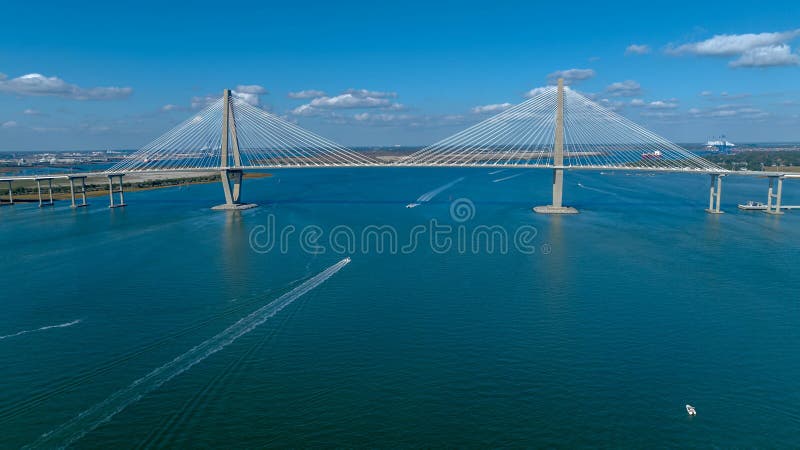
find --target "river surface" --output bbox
[1,168,798,447]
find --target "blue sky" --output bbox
[1,0,799,151]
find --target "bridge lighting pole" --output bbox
[534,78,578,214]
[213,89,257,211]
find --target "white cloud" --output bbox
[352,112,412,124]
[0,73,132,100]
[287,89,326,99]
[700,91,752,101]
[729,44,800,67]
[721,91,750,99]
[310,93,392,108]
[30,126,68,132]
[342,111,470,128]
[161,104,181,112]
[689,105,769,120]
[471,102,513,114]
[546,68,596,85]
[232,92,260,106]
[290,88,402,116]
[343,88,397,99]
[625,44,651,55]
[1,121,18,128]
[630,99,678,109]
[598,98,625,111]
[291,104,320,116]
[23,108,41,115]
[647,100,678,109]
[234,84,267,94]
[605,80,642,97]
[188,85,269,109]
[232,84,267,106]
[190,95,217,109]
[669,29,800,55]
[640,111,680,119]
[523,87,550,98]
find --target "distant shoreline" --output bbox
[3,172,272,202]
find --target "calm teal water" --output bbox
[1,168,799,447]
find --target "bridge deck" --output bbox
[1,165,791,182]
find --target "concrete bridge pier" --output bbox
[69,176,89,208]
[0,180,13,206]
[213,169,256,210]
[212,89,257,211]
[534,78,578,214]
[766,174,784,215]
[705,173,724,214]
[107,174,126,208]
[36,178,55,207]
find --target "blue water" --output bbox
[1,168,799,447]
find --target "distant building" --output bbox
[705,135,735,153]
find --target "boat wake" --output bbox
[0,320,81,341]
[488,169,506,175]
[492,173,523,183]
[26,258,351,449]
[577,182,617,196]
[140,293,307,448]
[415,177,464,203]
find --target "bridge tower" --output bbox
[534,78,578,214]
[213,89,257,211]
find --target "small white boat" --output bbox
[686,404,696,416]
[738,200,767,211]
[641,150,663,159]
[405,203,420,209]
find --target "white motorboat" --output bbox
[738,200,767,211]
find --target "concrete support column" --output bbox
[108,174,126,208]
[552,169,564,208]
[70,178,77,207]
[212,89,256,211]
[767,177,774,211]
[81,177,87,206]
[220,169,240,205]
[108,176,114,207]
[1,180,13,206]
[35,178,54,207]
[766,175,784,215]
[534,78,577,214]
[69,176,88,208]
[213,169,255,210]
[37,179,43,207]
[705,173,724,214]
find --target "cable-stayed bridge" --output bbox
[0,80,794,214]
